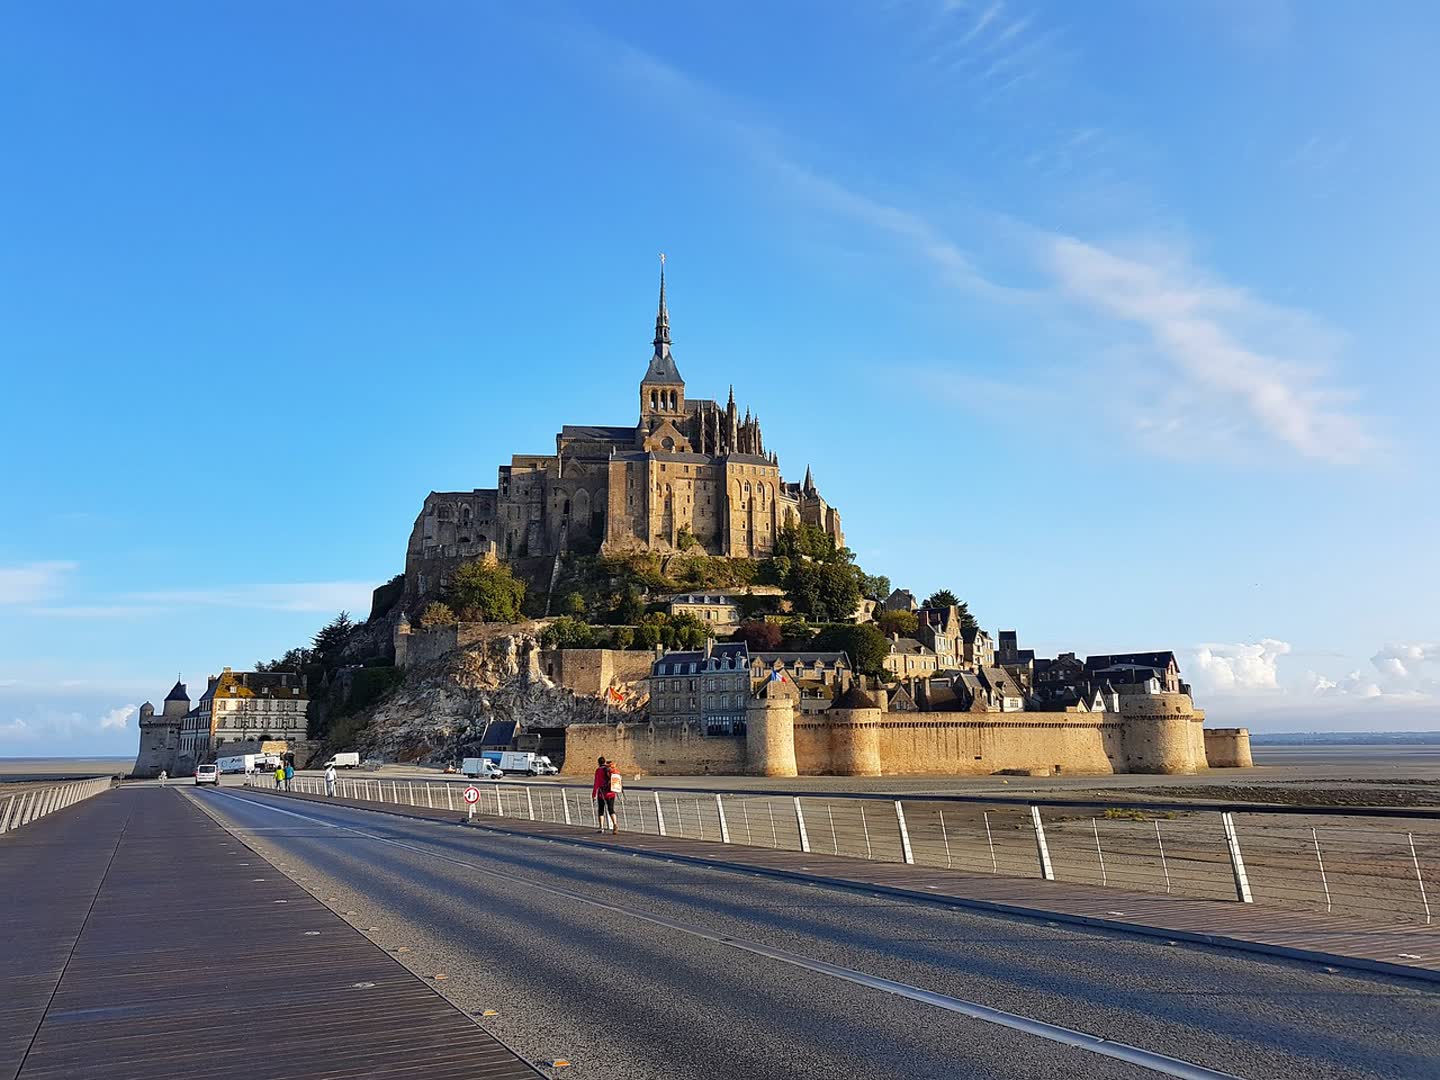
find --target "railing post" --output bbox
[715,794,730,843]
[0,795,15,834]
[425,783,434,809]
[1221,812,1254,903]
[794,797,811,853]
[653,791,667,837]
[525,787,536,821]
[562,790,573,825]
[1030,805,1055,881]
[894,800,914,865]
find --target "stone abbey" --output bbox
[404,264,843,598]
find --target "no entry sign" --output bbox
[463,786,481,804]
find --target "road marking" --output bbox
[206,789,1242,1080]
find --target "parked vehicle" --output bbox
[194,764,220,786]
[481,751,558,777]
[216,753,281,774]
[324,752,361,769]
[461,757,503,780]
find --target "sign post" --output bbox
[463,785,481,821]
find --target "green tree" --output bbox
[540,616,594,649]
[817,562,862,623]
[858,572,891,602]
[675,525,700,552]
[814,623,889,676]
[419,601,456,627]
[923,589,959,610]
[612,626,636,650]
[449,558,526,623]
[636,622,663,649]
[875,609,918,638]
[309,612,355,677]
[611,586,645,625]
[561,590,587,617]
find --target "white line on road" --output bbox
[205,789,1244,1080]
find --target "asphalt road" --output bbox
[195,788,1440,1080]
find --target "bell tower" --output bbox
[639,254,685,428]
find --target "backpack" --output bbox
[608,768,623,794]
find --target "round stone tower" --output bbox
[825,685,882,777]
[132,680,189,778]
[746,671,799,777]
[1119,692,1200,774]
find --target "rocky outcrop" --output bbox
[352,628,637,765]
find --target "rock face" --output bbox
[354,629,626,765]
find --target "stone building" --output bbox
[178,668,308,764]
[132,680,189,778]
[402,263,843,607]
[648,642,751,735]
[667,592,742,631]
[881,635,939,679]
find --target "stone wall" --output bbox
[1204,727,1254,768]
[869,712,1122,776]
[396,621,536,669]
[563,721,748,776]
[540,648,656,699]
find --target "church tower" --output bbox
[639,256,685,428]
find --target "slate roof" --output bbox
[561,425,636,441]
[651,642,749,677]
[165,681,189,702]
[887,638,932,656]
[831,686,879,710]
[642,345,683,384]
[1086,651,1178,672]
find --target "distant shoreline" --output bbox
[1248,731,1440,746]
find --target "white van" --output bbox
[461,757,503,780]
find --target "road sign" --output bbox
[463,786,481,805]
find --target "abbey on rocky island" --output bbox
[404,262,843,597]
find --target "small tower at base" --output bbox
[132,679,189,778]
[1119,693,1202,774]
[825,686,882,777]
[746,671,799,777]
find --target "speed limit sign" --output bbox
[463,786,481,804]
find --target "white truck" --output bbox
[324,752,361,769]
[481,751,558,776]
[216,753,280,774]
[461,757,503,780]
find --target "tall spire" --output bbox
[803,464,815,493]
[653,252,671,347]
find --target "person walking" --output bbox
[591,756,619,834]
[274,763,285,790]
[158,769,167,788]
[284,762,295,791]
[324,762,337,798]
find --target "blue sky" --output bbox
[3,1,1438,755]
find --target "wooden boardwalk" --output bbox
[0,786,540,1080]
[265,785,1440,984]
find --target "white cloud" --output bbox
[0,562,77,604]
[591,22,1374,467]
[1190,639,1292,692]
[1308,669,1382,698]
[100,704,137,731]
[1045,236,1374,464]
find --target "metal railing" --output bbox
[0,777,113,837]
[248,774,1438,926]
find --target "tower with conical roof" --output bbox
[640,254,685,425]
[132,678,190,778]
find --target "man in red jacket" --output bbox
[592,755,618,834]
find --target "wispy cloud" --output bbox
[589,23,1375,466]
[1045,236,1375,463]
[1189,639,1292,693]
[0,561,77,604]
